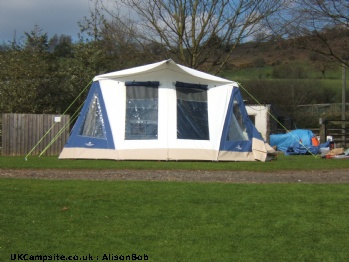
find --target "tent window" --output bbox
[226,98,249,141]
[125,82,159,140]
[176,82,209,140]
[79,91,107,139]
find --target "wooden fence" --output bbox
[320,120,349,148]
[1,113,70,156]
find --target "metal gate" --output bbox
[323,120,349,148]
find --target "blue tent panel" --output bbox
[220,88,264,152]
[65,82,115,149]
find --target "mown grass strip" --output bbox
[1,154,349,172]
[1,178,349,261]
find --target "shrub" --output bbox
[242,79,333,128]
[272,64,308,79]
[253,57,266,68]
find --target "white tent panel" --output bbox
[94,60,233,84]
[207,84,235,149]
[100,80,124,143]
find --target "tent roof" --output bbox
[93,59,235,84]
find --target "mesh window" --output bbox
[176,82,209,140]
[79,91,107,139]
[125,82,159,140]
[226,98,249,141]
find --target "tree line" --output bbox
[0,0,348,117]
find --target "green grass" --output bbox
[1,154,348,260]
[224,70,343,89]
[1,154,349,172]
[219,62,345,95]
[1,178,349,261]
[220,66,274,81]
[221,61,343,81]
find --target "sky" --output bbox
[0,0,94,43]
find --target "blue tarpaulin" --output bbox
[270,129,320,155]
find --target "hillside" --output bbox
[230,41,310,69]
[217,37,349,129]
[227,31,348,71]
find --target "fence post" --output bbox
[319,123,326,144]
[342,64,347,147]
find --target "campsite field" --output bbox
[1,177,349,261]
[1,154,349,172]
[1,155,349,261]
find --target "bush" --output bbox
[253,57,266,68]
[271,60,282,66]
[272,64,308,79]
[242,79,334,128]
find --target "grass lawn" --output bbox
[1,155,348,261]
[1,154,349,172]
[1,178,349,261]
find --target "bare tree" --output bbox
[282,0,349,67]
[95,0,287,73]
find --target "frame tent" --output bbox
[59,59,274,161]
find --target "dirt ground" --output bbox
[1,168,349,183]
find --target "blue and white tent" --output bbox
[59,59,274,161]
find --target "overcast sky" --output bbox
[0,0,94,43]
